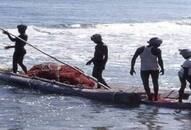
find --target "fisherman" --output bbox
[86,34,109,87]
[130,37,164,101]
[178,49,191,103]
[2,24,28,74]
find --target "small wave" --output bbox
[33,27,52,34]
[51,23,96,29]
[20,19,191,36]
[21,23,97,35]
[27,24,97,35]
[175,18,191,26]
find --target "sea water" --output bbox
[0,0,191,129]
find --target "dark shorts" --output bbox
[92,66,104,77]
[140,70,159,82]
[179,76,191,89]
[13,50,26,63]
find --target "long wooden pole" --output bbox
[0,27,110,89]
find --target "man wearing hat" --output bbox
[130,37,164,101]
[178,49,191,102]
[86,34,109,87]
[3,24,28,74]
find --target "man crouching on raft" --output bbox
[130,37,164,101]
[2,24,28,74]
[178,49,191,103]
[86,34,109,87]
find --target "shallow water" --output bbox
[0,0,191,130]
[0,85,191,130]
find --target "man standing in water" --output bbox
[86,34,109,87]
[178,49,191,103]
[130,37,164,101]
[3,24,28,74]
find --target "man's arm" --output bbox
[103,45,108,65]
[156,49,164,75]
[86,46,96,65]
[86,58,94,65]
[183,67,189,80]
[3,31,16,42]
[130,47,144,75]
[4,45,15,49]
[181,60,190,80]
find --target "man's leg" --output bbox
[92,66,98,79]
[97,68,108,86]
[18,54,27,74]
[151,70,159,101]
[179,76,186,103]
[141,71,152,100]
[187,76,191,90]
[13,53,18,73]
[93,66,108,87]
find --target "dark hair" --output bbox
[17,24,27,31]
[147,37,162,46]
[91,34,102,41]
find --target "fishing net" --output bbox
[27,62,96,89]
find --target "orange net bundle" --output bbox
[27,62,96,89]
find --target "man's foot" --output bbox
[178,99,182,103]
[154,96,158,101]
[97,84,101,89]
[148,96,153,101]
